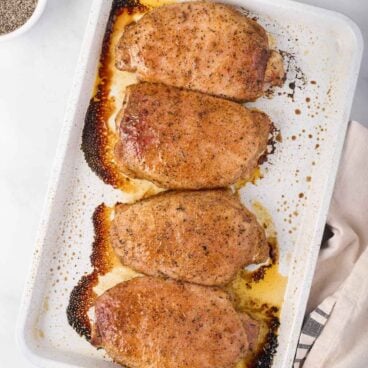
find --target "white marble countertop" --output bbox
[0,0,366,367]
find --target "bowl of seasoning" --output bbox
[0,0,47,42]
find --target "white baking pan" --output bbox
[16,0,363,367]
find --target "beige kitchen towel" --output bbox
[299,121,368,368]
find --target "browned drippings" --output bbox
[275,132,282,143]
[278,50,307,102]
[233,201,287,367]
[229,242,286,367]
[258,122,280,167]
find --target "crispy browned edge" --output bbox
[81,0,147,190]
[66,204,112,340]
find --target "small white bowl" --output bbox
[0,0,47,42]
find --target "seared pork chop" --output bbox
[110,190,269,286]
[116,1,284,101]
[91,277,258,368]
[115,83,271,189]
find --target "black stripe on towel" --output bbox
[297,343,311,349]
[302,317,325,337]
[315,307,330,318]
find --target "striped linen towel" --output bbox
[293,297,336,367]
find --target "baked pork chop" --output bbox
[91,277,258,368]
[114,83,271,189]
[110,190,269,286]
[116,1,284,101]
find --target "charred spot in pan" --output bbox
[251,265,270,282]
[243,237,279,285]
[258,122,279,165]
[267,237,279,263]
[236,302,280,368]
[82,100,113,184]
[90,204,114,273]
[112,0,146,13]
[251,317,280,368]
[278,50,307,102]
[67,273,97,340]
[67,204,113,341]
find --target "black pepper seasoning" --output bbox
[0,0,38,35]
